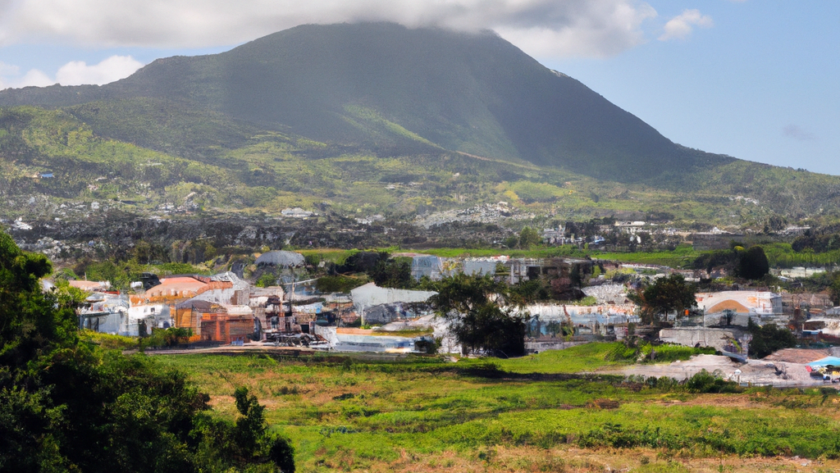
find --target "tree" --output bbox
[519,227,541,249]
[737,246,770,280]
[429,274,527,357]
[630,274,697,325]
[830,272,840,306]
[767,215,787,233]
[0,231,294,472]
[368,257,413,289]
[747,319,796,359]
[502,235,519,249]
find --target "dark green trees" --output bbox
[747,320,796,359]
[631,274,697,325]
[0,232,294,472]
[737,246,770,280]
[692,245,770,281]
[518,227,541,249]
[369,257,413,289]
[429,274,527,357]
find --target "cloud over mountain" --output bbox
[1,0,657,59]
[0,56,142,89]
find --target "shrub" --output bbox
[686,370,739,393]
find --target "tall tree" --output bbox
[630,274,697,325]
[519,227,541,249]
[737,246,770,280]
[429,274,527,357]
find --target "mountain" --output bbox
[0,22,731,183]
[1,22,839,226]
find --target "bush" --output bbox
[316,275,366,293]
[686,370,739,393]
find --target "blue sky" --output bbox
[0,0,836,174]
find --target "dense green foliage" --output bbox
[429,274,527,356]
[315,275,367,293]
[606,342,716,364]
[747,320,797,359]
[368,257,414,289]
[518,226,541,249]
[0,232,294,472]
[630,274,697,325]
[737,246,770,280]
[693,244,771,279]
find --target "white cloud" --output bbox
[658,9,713,41]
[0,0,658,59]
[55,55,144,86]
[0,55,143,90]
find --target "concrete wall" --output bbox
[659,327,744,352]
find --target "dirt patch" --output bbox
[763,348,830,364]
[677,394,761,408]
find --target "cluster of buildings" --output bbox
[65,249,840,360]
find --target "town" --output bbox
[62,232,840,388]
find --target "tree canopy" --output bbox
[747,319,796,359]
[631,274,697,325]
[428,274,527,357]
[737,246,770,280]
[0,231,294,472]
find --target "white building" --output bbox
[695,291,782,317]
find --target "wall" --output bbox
[659,327,745,352]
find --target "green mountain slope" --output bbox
[0,22,732,183]
[1,23,839,225]
[2,105,840,228]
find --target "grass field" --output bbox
[153,343,840,472]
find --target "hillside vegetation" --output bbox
[1,23,839,223]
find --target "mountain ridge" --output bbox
[0,22,733,183]
[1,22,839,226]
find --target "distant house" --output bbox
[40,172,54,179]
[614,221,647,234]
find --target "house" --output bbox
[410,255,444,281]
[126,303,173,336]
[281,207,315,218]
[542,226,565,245]
[695,291,782,320]
[614,221,647,235]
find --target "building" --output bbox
[614,221,647,235]
[695,291,782,318]
[410,255,444,281]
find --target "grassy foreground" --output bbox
[155,344,840,472]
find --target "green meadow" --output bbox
[152,343,840,472]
